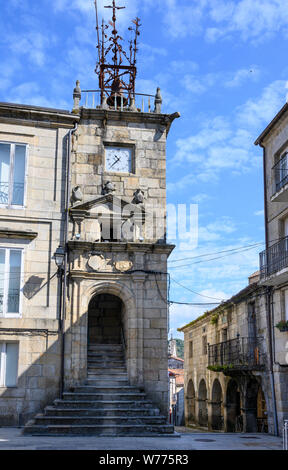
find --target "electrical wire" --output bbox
[168,241,264,263]
[168,244,262,270]
[170,276,226,301]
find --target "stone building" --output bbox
[255,100,288,433]
[168,338,184,424]
[179,272,274,433]
[0,5,180,434]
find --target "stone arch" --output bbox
[198,378,208,427]
[81,281,138,381]
[186,379,196,424]
[82,280,136,316]
[244,376,267,433]
[226,379,241,432]
[88,293,124,345]
[211,378,223,430]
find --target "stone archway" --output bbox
[186,379,196,424]
[257,385,268,433]
[211,379,223,430]
[88,293,124,345]
[198,379,208,427]
[244,377,265,433]
[226,379,241,432]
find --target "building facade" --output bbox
[0,79,179,427]
[179,273,275,433]
[255,102,288,434]
[0,102,77,425]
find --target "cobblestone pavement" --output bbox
[0,427,283,450]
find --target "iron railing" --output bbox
[208,337,265,370]
[284,420,288,450]
[259,236,288,279]
[0,182,24,206]
[273,152,288,194]
[81,89,155,113]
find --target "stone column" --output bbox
[207,400,214,431]
[223,401,229,432]
[132,271,146,386]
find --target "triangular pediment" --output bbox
[71,194,145,216]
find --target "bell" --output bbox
[107,77,128,108]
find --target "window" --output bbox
[222,328,228,342]
[202,336,207,355]
[0,142,26,206]
[189,341,193,358]
[284,289,288,322]
[0,342,19,387]
[0,248,22,317]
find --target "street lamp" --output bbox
[54,246,65,273]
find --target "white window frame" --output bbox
[284,288,288,322]
[0,246,24,318]
[0,141,28,208]
[0,342,19,388]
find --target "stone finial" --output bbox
[71,186,83,205]
[73,80,81,112]
[132,189,145,204]
[154,87,162,114]
[102,181,116,195]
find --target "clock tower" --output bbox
[65,1,180,418]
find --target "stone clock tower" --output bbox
[63,1,180,428]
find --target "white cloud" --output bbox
[190,193,211,204]
[169,79,287,187]
[4,31,54,68]
[254,210,264,216]
[140,0,288,44]
[237,80,287,129]
[225,66,261,88]
[207,0,288,44]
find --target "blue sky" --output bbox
[1,0,288,338]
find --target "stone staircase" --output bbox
[23,344,174,436]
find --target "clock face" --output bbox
[105,147,132,173]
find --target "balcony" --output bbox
[259,237,288,284]
[271,152,288,202]
[207,337,266,375]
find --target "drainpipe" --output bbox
[260,141,279,436]
[59,121,78,398]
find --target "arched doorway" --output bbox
[245,378,267,433]
[226,379,241,432]
[88,293,124,345]
[198,379,208,427]
[212,379,223,430]
[257,386,268,433]
[186,379,196,424]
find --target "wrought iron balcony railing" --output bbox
[208,337,265,371]
[273,152,288,194]
[259,236,288,279]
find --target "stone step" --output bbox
[44,407,161,417]
[53,399,154,409]
[87,368,127,374]
[87,360,125,367]
[33,415,167,426]
[87,351,125,358]
[23,424,175,436]
[62,392,147,401]
[88,344,123,352]
[70,386,142,394]
[85,379,129,386]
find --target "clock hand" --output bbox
[110,155,121,168]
